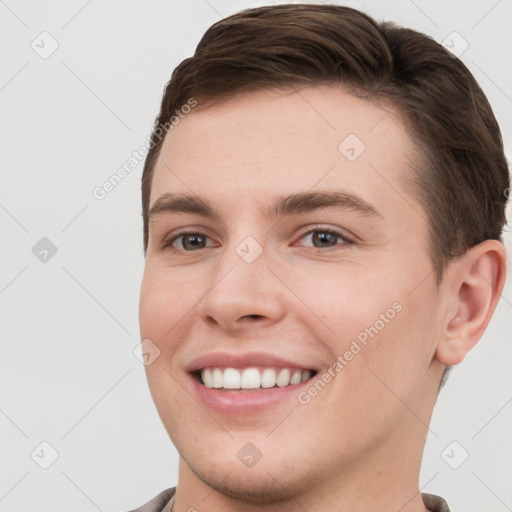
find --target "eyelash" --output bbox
[161,225,353,253]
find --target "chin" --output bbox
[192,468,298,504]
[184,451,310,505]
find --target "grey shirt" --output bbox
[129,487,451,512]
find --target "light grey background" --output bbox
[1,1,511,511]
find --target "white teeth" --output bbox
[301,370,312,382]
[261,368,276,388]
[276,368,291,387]
[290,369,302,385]
[223,368,240,389]
[212,368,223,388]
[199,366,314,390]
[202,368,213,388]
[241,368,260,389]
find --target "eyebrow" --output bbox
[148,190,382,222]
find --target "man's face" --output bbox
[139,86,445,499]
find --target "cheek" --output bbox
[336,284,437,412]
[139,266,193,342]
[287,264,400,343]
[297,265,433,389]
[139,268,198,434]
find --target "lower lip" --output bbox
[188,373,313,414]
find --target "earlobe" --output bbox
[435,240,506,366]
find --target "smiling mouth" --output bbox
[193,366,317,391]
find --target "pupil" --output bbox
[184,234,204,250]
[313,232,336,247]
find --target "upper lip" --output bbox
[186,351,318,373]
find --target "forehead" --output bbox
[150,86,420,222]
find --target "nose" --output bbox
[196,242,286,332]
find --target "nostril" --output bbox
[242,314,262,320]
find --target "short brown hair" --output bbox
[141,3,509,284]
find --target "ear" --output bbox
[435,240,507,366]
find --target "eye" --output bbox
[161,226,353,253]
[162,231,217,251]
[295,227,352,250]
